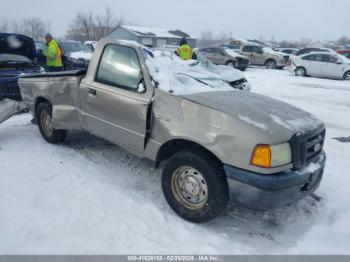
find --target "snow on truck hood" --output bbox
[181,91,324,134]
[145,50,245,95]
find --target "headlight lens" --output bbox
[251,143,292,168]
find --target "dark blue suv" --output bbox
[0,33,42,100]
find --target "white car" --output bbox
[290,52,350,80]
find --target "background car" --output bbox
[336,49,350,59]
[239,44,288,69]
[279,48,299,55]
[295,47,331,56]
[198,46,250,71]
[84,41,97,52]
[289,52,350,80]
[0,33,42,100]
[59,41,93,70]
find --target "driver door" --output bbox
[79,44,153,154]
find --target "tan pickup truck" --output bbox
[18,38,326,223]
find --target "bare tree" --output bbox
[20,18,51,41]
[0,19,9,32]
[197,30,231,47]
[66,7,125,41]
[0,18,50,41]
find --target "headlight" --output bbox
[251,143,292,168]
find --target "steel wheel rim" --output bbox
[267,62,275,69]
[296,68,305,76]
[227,62,235,68]
[345,72,350,80]
[40,111,53,136]
[171,166,208,210]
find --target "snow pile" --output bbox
[145,50,235,95]
[69,51,93,61]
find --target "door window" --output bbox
[96,44,141,92]
[328,55,339,63]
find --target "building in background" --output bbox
[107,25,196,48]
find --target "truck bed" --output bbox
[18,70,86,130]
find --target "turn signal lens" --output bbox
[251,145,271,168]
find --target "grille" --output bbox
[290,126,326,170]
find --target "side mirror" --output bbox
[336,60,342,64]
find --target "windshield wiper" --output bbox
[176,73,215,88]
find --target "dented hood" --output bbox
[181,90,324,136]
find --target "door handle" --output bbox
[88,88,97,96]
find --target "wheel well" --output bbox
[155,139,223,168]
[265,59,276,65]
[226,60,236,65]
[296,66,307,74]
[344,70,350,79]
[35,97,51,116]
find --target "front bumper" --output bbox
[224,151,326,210]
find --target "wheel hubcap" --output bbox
[296,68,305,76]
[171,166,208,210]
[267,62,275,69]
[228,62,235,67]
[41,111,53,136]
[346,73,350,80]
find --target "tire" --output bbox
[344,71,350,80]
[36,102,67,143]
[226,60,236,68]
[295,67,306,77]
[265,59,277,69]
[162,150,229,223]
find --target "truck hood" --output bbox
[0,33,36,61]
[181,90,323,135]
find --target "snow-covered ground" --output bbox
[1,68,350,254]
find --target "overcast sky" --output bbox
[2,0,349,41]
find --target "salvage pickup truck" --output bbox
[19,37,326,223]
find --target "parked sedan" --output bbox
[289,52,350,80]
[280,48,299,55]
[295,48,331,56]
[198,46,250,71]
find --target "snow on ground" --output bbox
[1,68,350,254]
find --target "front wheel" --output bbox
[344,71,350,80]
[295,67,306,77]
[265,60,277,69]
[162,150,229,223]
[36,102,67,143]
[226,60,236,68]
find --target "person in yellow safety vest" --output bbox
[175,37,197,60]
[42,33,63,72]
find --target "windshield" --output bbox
[60,42,92,53]
[145,49,234,95]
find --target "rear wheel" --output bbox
[295,67,306,77]
[344,71,350,80]
[265,60,277,69]
[226,60,236,68]
[162,150,229,223]
[36,102,67,143]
